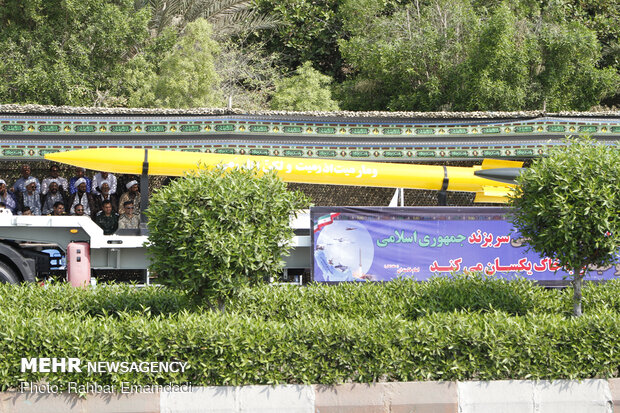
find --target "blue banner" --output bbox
[311,207,620,282]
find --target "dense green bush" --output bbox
[146,166,308,305]
[229,276,567,320]
[0,283,191,317]
[1,308,619,390]
[270,62,340,111]
[2,278,620,390]
[5,276,620,319]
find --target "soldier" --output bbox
[117,200,140,230]
[95,200,119,235]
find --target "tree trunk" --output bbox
[572,273,584,317]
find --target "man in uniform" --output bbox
[117,200,140,230]
[50,202,66,216]
[95,200,119,235]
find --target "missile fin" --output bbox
[473,185,513,203]
[482,185,513,197]
[481,159,524,169]
[474,193,510,204]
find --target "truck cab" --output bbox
[0,209,311,284]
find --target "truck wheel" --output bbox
[0,262,20,284]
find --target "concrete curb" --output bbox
[0,391,160,413]
[608,379,620,413]
[160,385,314,413]
[314,381,457,412]
[458,379,613,413]
[0,380,617,413]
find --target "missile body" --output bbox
[45,148,518,202]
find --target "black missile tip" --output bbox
[474,168,524,185]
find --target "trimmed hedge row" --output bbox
[0,282,191,316]
[3,276,620,318]
[1,277,619,389]
[229,276,620,320]
[0,309,618,390]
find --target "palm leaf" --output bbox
[137,0,278,37]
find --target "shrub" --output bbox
[1,279,620,389]
[510,138,620,316]
[228,275,562,320]
[145,166,308,306]
[1,307,619,390]
[0,282,192,316]
[5,277,620,319]
[270,61,340,111]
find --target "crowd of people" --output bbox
[0,164,142,234]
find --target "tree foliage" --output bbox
[509,138,620,316]
[146,166,308,306]
[0,0,150,106]
[454,3,534,110]
[254,0,346,79]
[215,40,283,110]
[128,19,222,108]
[336,0,619,111]
[535,17,618,111]
[270,62,340,111]
[1,0,618,110]
[135,0,277,38]
[337,0,480,110]
[564,0,620,74]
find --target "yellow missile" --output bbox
[45,148,521,203]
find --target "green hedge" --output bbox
[228,276,620,320]
[0,309,618,390]
[0,282,191,316]
[1,277,620,389]
[5,276,620,319]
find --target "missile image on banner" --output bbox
[45,148,523,203]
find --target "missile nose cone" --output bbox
[474,167,524,185]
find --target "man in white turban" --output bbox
[17,178,41,215]
[68,177,95,217]
[92,171,117,196]
[118,180,140,216]
[92,180,118,215]
[68,167,92,194]
[0,179,17,213]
